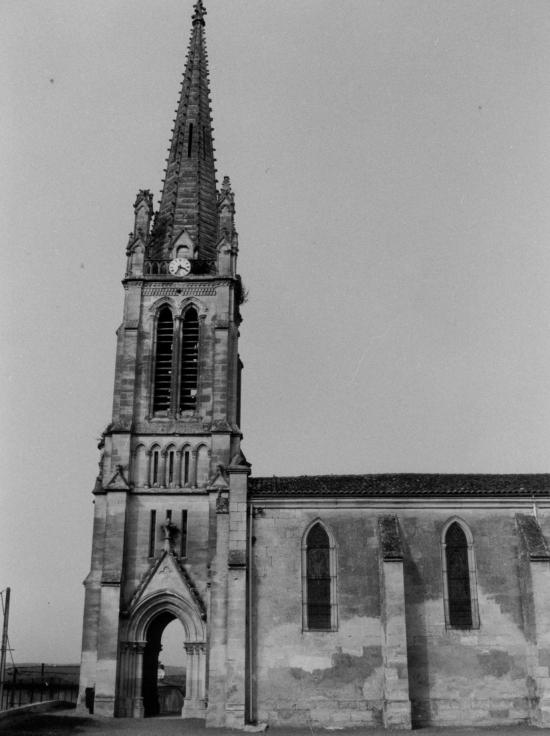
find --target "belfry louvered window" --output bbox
[302,522,338,631]
[153,307,174,412]
[442,520,479,629]
[180,307,199,411]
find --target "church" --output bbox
[78,1,550,729]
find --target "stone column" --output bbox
[118,641,145,718]
[378,516,411,730]
[131,642,146,718]
[116,643,131,717]
[182,642,207,718]
[206,492,230,726]
[94,489,128,716]
[516,514,550,727]
[224,451,251,728]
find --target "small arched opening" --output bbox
[142,613,186,717]
[441,518,480,629]
[120,592,207,719]
[301,520,338,631]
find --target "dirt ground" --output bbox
[2,711,550,736]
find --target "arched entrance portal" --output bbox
[142,612,187,717]
[120,591,206,719]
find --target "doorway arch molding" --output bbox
[127,590,206,643]
[119,591,207,718]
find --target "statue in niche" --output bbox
[161,516,179,552]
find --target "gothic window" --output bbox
[302,522,337,631]
[151,447,160,486]
[442,520,479,629]
[183,449,191,485]
[153,307,174,412]
[179,308,199,411]
[166,447,175,486]
[148,510,157,557]
[180,510,188,557]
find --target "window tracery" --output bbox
[301,521,338,631]
[151,303,202,417]
[152,307,174,412]
[441,519,479,629]
[180,307,199,411]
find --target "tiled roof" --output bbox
[248,474,550,498]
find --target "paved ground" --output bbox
[2,711,550,736]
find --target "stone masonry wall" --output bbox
[121,493,211,608]
[402,508,531,727]
[251,508,384,727]
[250,502,544,729]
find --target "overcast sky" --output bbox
[1,0,550,664]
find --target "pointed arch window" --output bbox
[183,449,191,485]
[153,307,174,412]
[302,522,338,631]
[442,520,479,629]
[179,307,199,411]
[167,448,175,486]
[151,448,160,486]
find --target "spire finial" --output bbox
[192,0,206,26]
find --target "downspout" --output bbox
[247,503,254,724]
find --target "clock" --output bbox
[169,257,191,276]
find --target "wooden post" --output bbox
[0,587,10,711]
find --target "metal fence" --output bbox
[1,665,79,710]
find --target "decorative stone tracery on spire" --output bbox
[149,0,217,262]
[192,0,207,25]
[217,176,236,239]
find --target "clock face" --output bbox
[169,257,191,276]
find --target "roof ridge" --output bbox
[251,472,550,479]
[249,473,550,498]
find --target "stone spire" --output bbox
[151,0,217,260]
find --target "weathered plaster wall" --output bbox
[398,508,530,726]
[251,508,384,727]
[251,503,543,728]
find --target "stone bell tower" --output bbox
[78,0,249,722]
